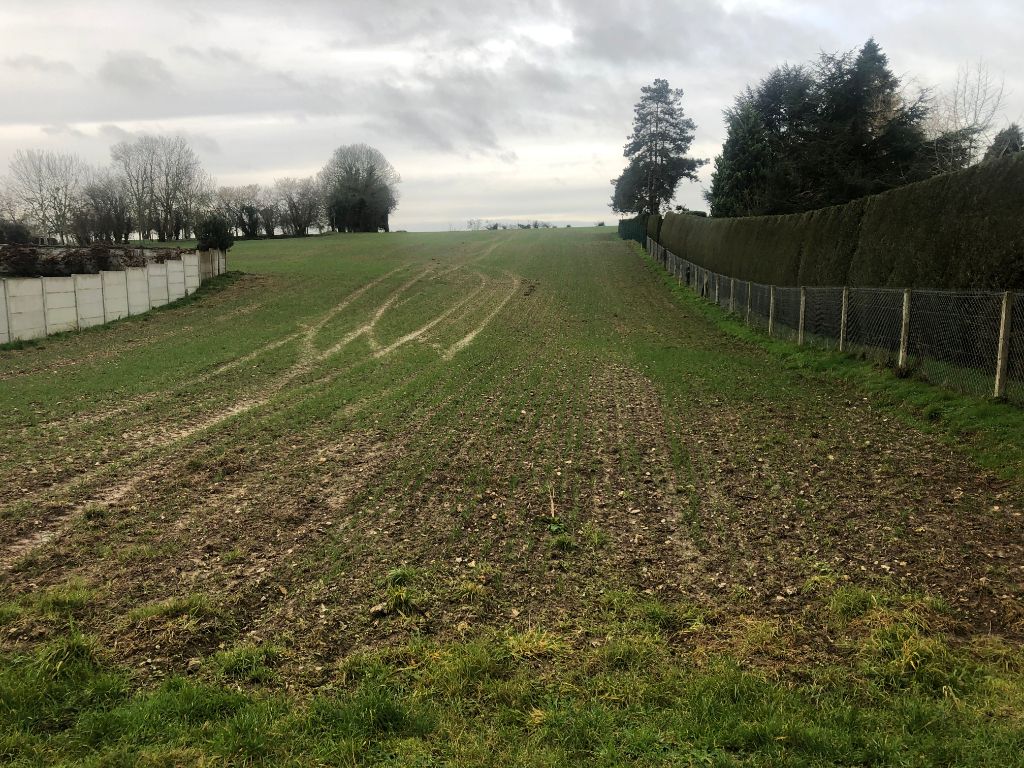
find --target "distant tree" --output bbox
[7,149,85,243]
[983,123,1024,162]
[0,219,31,244]
[71,168,133,244]
[257,187,280,237]
[111,135,207,240]
[319,144,400,232]
[275,177,321,236]
[611,78,706,216]
[195,214,234,251]
[928,61,1006,170]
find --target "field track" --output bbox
[2,228,1023,764]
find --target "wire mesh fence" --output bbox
[645,237,1023,406]
[908,291,1003,398]
[749,283,772,331]
[804,287,844,350]
[773,287,801,342]
[846,288,905,365]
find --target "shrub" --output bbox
[0,219,31,245]
[195,215,235,252]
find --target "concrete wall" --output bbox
[1,251,222,345]
[0,281,9,344]
[183,253,200,294]
[167,259,186,302]
[74,274,104,329]
[199,251,214,281]
[101,271,129,322]
[126,268,149,315]
[42,277,77,335]
[6,278,46,341]
[147,263,169,307]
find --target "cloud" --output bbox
[5,54,76,74]
[98,51,174,91]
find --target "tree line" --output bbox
[0,140,400,245]
[612,39,1023,220]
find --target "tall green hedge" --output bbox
[655,153,1024,289]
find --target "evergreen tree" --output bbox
[706,102,773,217]
[611,79,706,216]
[706,39,932,217]
[984,124,1024,162]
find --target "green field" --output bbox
[2,229,1023,765]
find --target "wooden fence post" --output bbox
[798,287,806,346]
[839,287,849,352]
[994,290,1014,399]
[714,274,720,304]
[898,289,911,370]
[768,286,776,337]
[746,281,752,325]
[730,278,736,313]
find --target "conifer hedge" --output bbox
[654,154,1024,289]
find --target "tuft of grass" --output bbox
[828,585,885,623]
[212,644,283,684]
[860,622,977,695]
[506,628,569,661]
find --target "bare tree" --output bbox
[928,61,1006,171]
[153,137,202,240]
[111,136,158,240]
[111,135,207,241]
[71,167,133,244]
[179,168,215,239]
[257,186,280,237]
[217,184,262,238]
[275,177,321,236]
[7,149,86,243]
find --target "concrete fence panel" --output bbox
[42,276,78,334]
[74,274,104,329]
[6,278,47,341]
[183,253,200,294]
[217,249,226,275]
[199,251,214,281]
[0,281,9,344]
[101,270,130,322]
[147,263,169,308]
[167,259,186,302]
[126,268,150,315]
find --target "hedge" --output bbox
[654,153,1024,290]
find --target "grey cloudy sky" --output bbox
[2,0,1021,230]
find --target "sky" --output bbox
[1,0,1022,231]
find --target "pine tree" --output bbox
[984,124,1024,162]
[611,79,706,216]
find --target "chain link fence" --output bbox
[646,238,1023,405]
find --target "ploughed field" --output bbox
[2,228,1023,766]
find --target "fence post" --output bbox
[839,287,849,352]
[730,278,736,313]
[898,289,911,370]
[768,286,776,337]
[798,287,806,346]
[994,290,1014,399]
[714,275,719,304]
[746,281,752,325]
